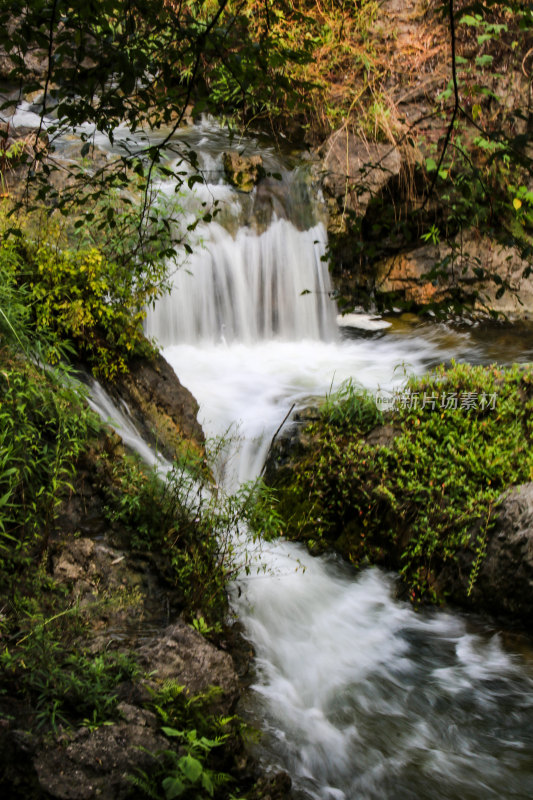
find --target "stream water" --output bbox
[144,122,533,799]
[8,104,533,798]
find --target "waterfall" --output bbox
[6,96,533,800]
[144,119,337,347]
[145,219,337,346]
[142,125,533,800]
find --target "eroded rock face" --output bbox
[107,350,205,461]
[139,621,240,714]
[34,704,166,800]
[319,131,402,225]
[442,483,533,622]
[223,151,264,192]
[374,231,533,315]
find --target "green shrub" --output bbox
[0,207,163,378]
[320,378,384,432]
[102,446,282,625]
[278,363,533,602]
[1,616,139,732]
[0,362,99,582]
[132,681,244,800]
[27,243,151,377]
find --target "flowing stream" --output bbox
[144,122,533,799]
[13,108,533,798]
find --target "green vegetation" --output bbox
[235,0,384,138]
[133,681,245,800]
[0,242,101,581]
[0,245,278,800]
[275,363,533,602]
[102,444,281,625]
[0,0,319,236]
[0,207,166,378]
[316,2,533,316]
[0,360,97,578]
[410,3,533,299]
[0,0,531,794]
[1,624,139,733]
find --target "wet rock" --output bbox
[34,708,166,800]
[26,86,59,114]
[319,131,402,224]
[263,406,321,486]
[249,770,292,800]
[442,483,533,623]
[223,151,264,192]
[107,349,205,462]
[139,621,240,714]
[374,231,533,315]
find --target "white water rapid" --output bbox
[143,123,533,800]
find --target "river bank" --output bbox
[0,330,293,798]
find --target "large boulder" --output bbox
[441,483,533,623]
[34,705,166,800]
[107,350,205,462]
[223,151,264,192]
[318,130,402,225]
[139,621,240,715]
[374,231,533,315]
[27,621,240,799]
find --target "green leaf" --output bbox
[161,726,182,737]
[187,175,204,189]
[179,754,203,783]
[162,776,186,799]
[201,771,215,796]
[460,14,482,26]
[0,488,13,507]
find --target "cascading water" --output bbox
[142,122,533,800]
[146,218,335,344]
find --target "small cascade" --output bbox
[86,379,170,472]
[145,218,336,345]
[144,121,337,347]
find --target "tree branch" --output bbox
[137,0,231,234]
[422,0,459,210]
[36,0,59,146]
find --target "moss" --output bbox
[274,362,533,604]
